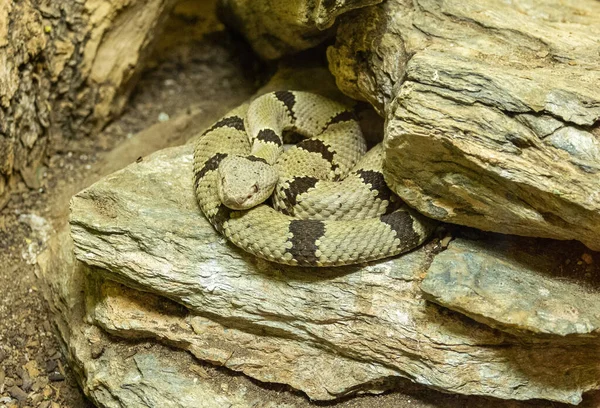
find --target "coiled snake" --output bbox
[193,91,433,266]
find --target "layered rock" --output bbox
[69,145,600,404]
[327,0,600,250]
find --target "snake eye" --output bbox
[246,184,259,199]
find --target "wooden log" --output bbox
[0,0,177,207]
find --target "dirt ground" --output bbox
[0,4,258,407]
[0,3,599,408]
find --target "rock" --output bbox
[421,236,600,339]
[88,277,403,401]
[23,361,40,379]
[30,65,540,408]
[19,369,32,392]
[47,372,64,382]
[44,360,57,373]
[35,224,537,408]
[37,219,313,408]
[218,0,382,59]
[69,145,600,404]
[327,0,600,250]
[8,385,28,402]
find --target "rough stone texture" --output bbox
[41,227,595,408]
[327,0,600,250]
[88,277,402,400]
[0,0,176,207]
[36,225,301,408]
[69,145,600,404]
[218,0,382,59]
[421,236,600,340]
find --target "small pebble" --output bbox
[440,235,453,249]
[158,112,170,122]
[20,371,32,392]
[39,401,51,408]
[42,385,53,398]
[31,378,46,392]
[48,372,64,382]
[90,343,104,359]
[45,360,57,373]
[8,385,28,401]
[581,253,593,265]
[30,392,44,405]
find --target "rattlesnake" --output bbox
[193,91,433,266]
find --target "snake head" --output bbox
[217,155,278,210]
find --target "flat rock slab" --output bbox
[328,0,600,250]
[70,145,600,404]
[421,236,600,339]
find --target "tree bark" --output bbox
[0,0,176,207]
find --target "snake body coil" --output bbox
[193,91,433,267]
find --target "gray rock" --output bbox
[421,236,600,339]
[327,0,600,250]
[69,145,600,404]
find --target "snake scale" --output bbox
[193,91,433,267]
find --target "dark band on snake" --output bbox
[196,153,228,186]
[257,128,283,146]
[323,110,356,130]
[355,170,394,202]
[297,139,337,170]
[283,176,319,206]
[274,91,297,120]
[204,116,245,135]
[380,212,420,247]
[288,219,326,266]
